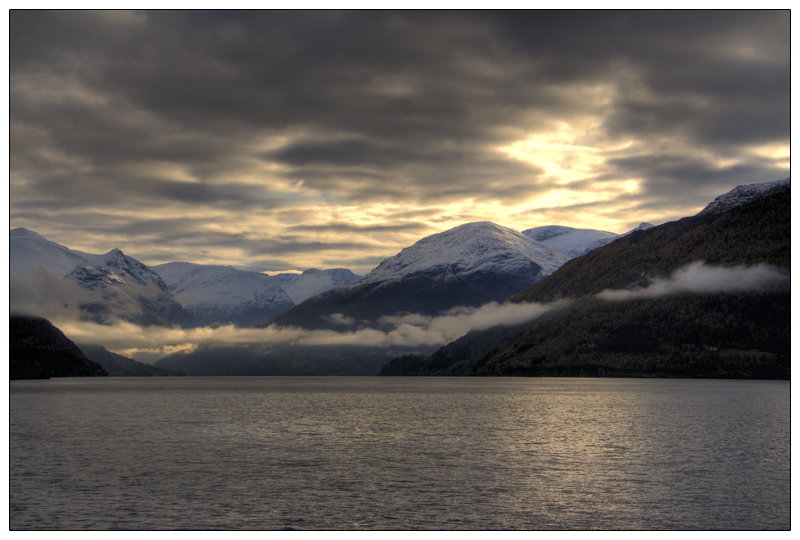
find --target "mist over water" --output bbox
[10,377,790,530]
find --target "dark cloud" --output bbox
[10,10,790,273]
[288,221,433,236]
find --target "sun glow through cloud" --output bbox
[9,11,789,276]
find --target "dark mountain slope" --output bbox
[156,343,404,376]
[381,184,790,379]
[77,344,185,376]
[10,315,109,378]
[508,188,789,304]
[382,291,790,379]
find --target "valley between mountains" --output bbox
[9,178,790,379]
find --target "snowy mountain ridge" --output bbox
[699,177,790,215]
[10,227,96,278]
[10,230,196,327]
[352,221,569,290]
[522,223,655,259]
[522,225,618,259]
[87,248,171,290]
[152,262,295,327]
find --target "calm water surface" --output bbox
[10,376,790,530]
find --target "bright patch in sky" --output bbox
[9,11,789,275]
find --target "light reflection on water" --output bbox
[10,376,790,530]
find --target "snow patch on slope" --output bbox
[699,178,790,215]
[523,223,656,259]
[522,225,619,258]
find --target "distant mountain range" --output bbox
[77,343,185,376]
[151,262,295,327]
[11,229,197,327]
[10,229,362,328]
[11,177,789,379]
[9,216,624,333]
[381,178,790,379]
[268,222,571,330]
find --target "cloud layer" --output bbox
[596,261,790,301]
[10,11,790,274]
[46,298,568,362]
[20,261,787,364]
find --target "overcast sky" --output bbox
[9,10,790,275]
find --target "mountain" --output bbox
[282,268,362,304]
[273,273,299,288]
[699,177,790,215]
[152,262,295,327]
[10,228,96,277]
[621,222,656,236]
[9,228,362,329]
[381,179,790,379]
[10,315,109,379]
[522,223,655,259]
[10,229,197,328]
[522,225,619,258]
[63,249,197,327]
[77,343,185,376]
[268,221,570,330]
[155,342,407,376]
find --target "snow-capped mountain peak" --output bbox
[90,248,169,290]
[10,227,48,240]
[353,221,569,288]
[11,230,196,327]
[10,227,95,277]
[699,178,790,215]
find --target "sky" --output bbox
[9,10,791,276]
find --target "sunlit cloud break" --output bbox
[595,261,789,302]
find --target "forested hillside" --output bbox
[508,189,789,303]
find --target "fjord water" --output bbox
[10,377,789,530]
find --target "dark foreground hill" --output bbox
[381,185,790,379]
[10,315,109,379]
